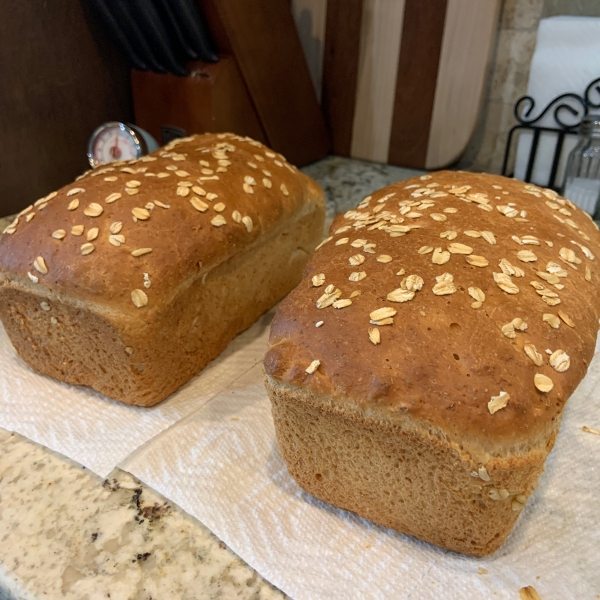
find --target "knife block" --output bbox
[132,0,331,167]
[131,56,268,148]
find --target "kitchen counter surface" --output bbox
[0,428,285,600]
[301,155,424,228]
[0,156,421,600]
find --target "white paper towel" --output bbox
[0,310,274,478]
[514,16,600,189]
[123,344,600,600]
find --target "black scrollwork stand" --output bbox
[501,77,600,191]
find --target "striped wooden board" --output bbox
[292,0,500,169]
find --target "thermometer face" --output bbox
[87,122,143,167]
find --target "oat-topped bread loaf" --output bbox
[0,133,324,406]
[264,171,600,556]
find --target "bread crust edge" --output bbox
[265,373,555,556]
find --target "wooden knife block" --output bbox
[131,56,268,147]
[133,0,331,166]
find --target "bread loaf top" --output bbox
[0,133,322,316]
[264,171,600,455]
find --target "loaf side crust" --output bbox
[0,192,324,406]
[265,375,554,556]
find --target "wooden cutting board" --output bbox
[292,0,500,169]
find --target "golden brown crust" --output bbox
[0,133,325,405]
[265,171,600,456]
[0,133,320,317]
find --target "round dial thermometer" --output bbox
[87,122,158,168]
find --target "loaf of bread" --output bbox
[264,171,600,556]
[0,133,324,406]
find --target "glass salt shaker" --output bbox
[562,114,600,218]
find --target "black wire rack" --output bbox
[501,76,600,191]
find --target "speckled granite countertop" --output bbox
[302,156,423,230]
[0,428,286,600]
[0,157,422,600]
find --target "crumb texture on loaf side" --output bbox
[265,171,600,454]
